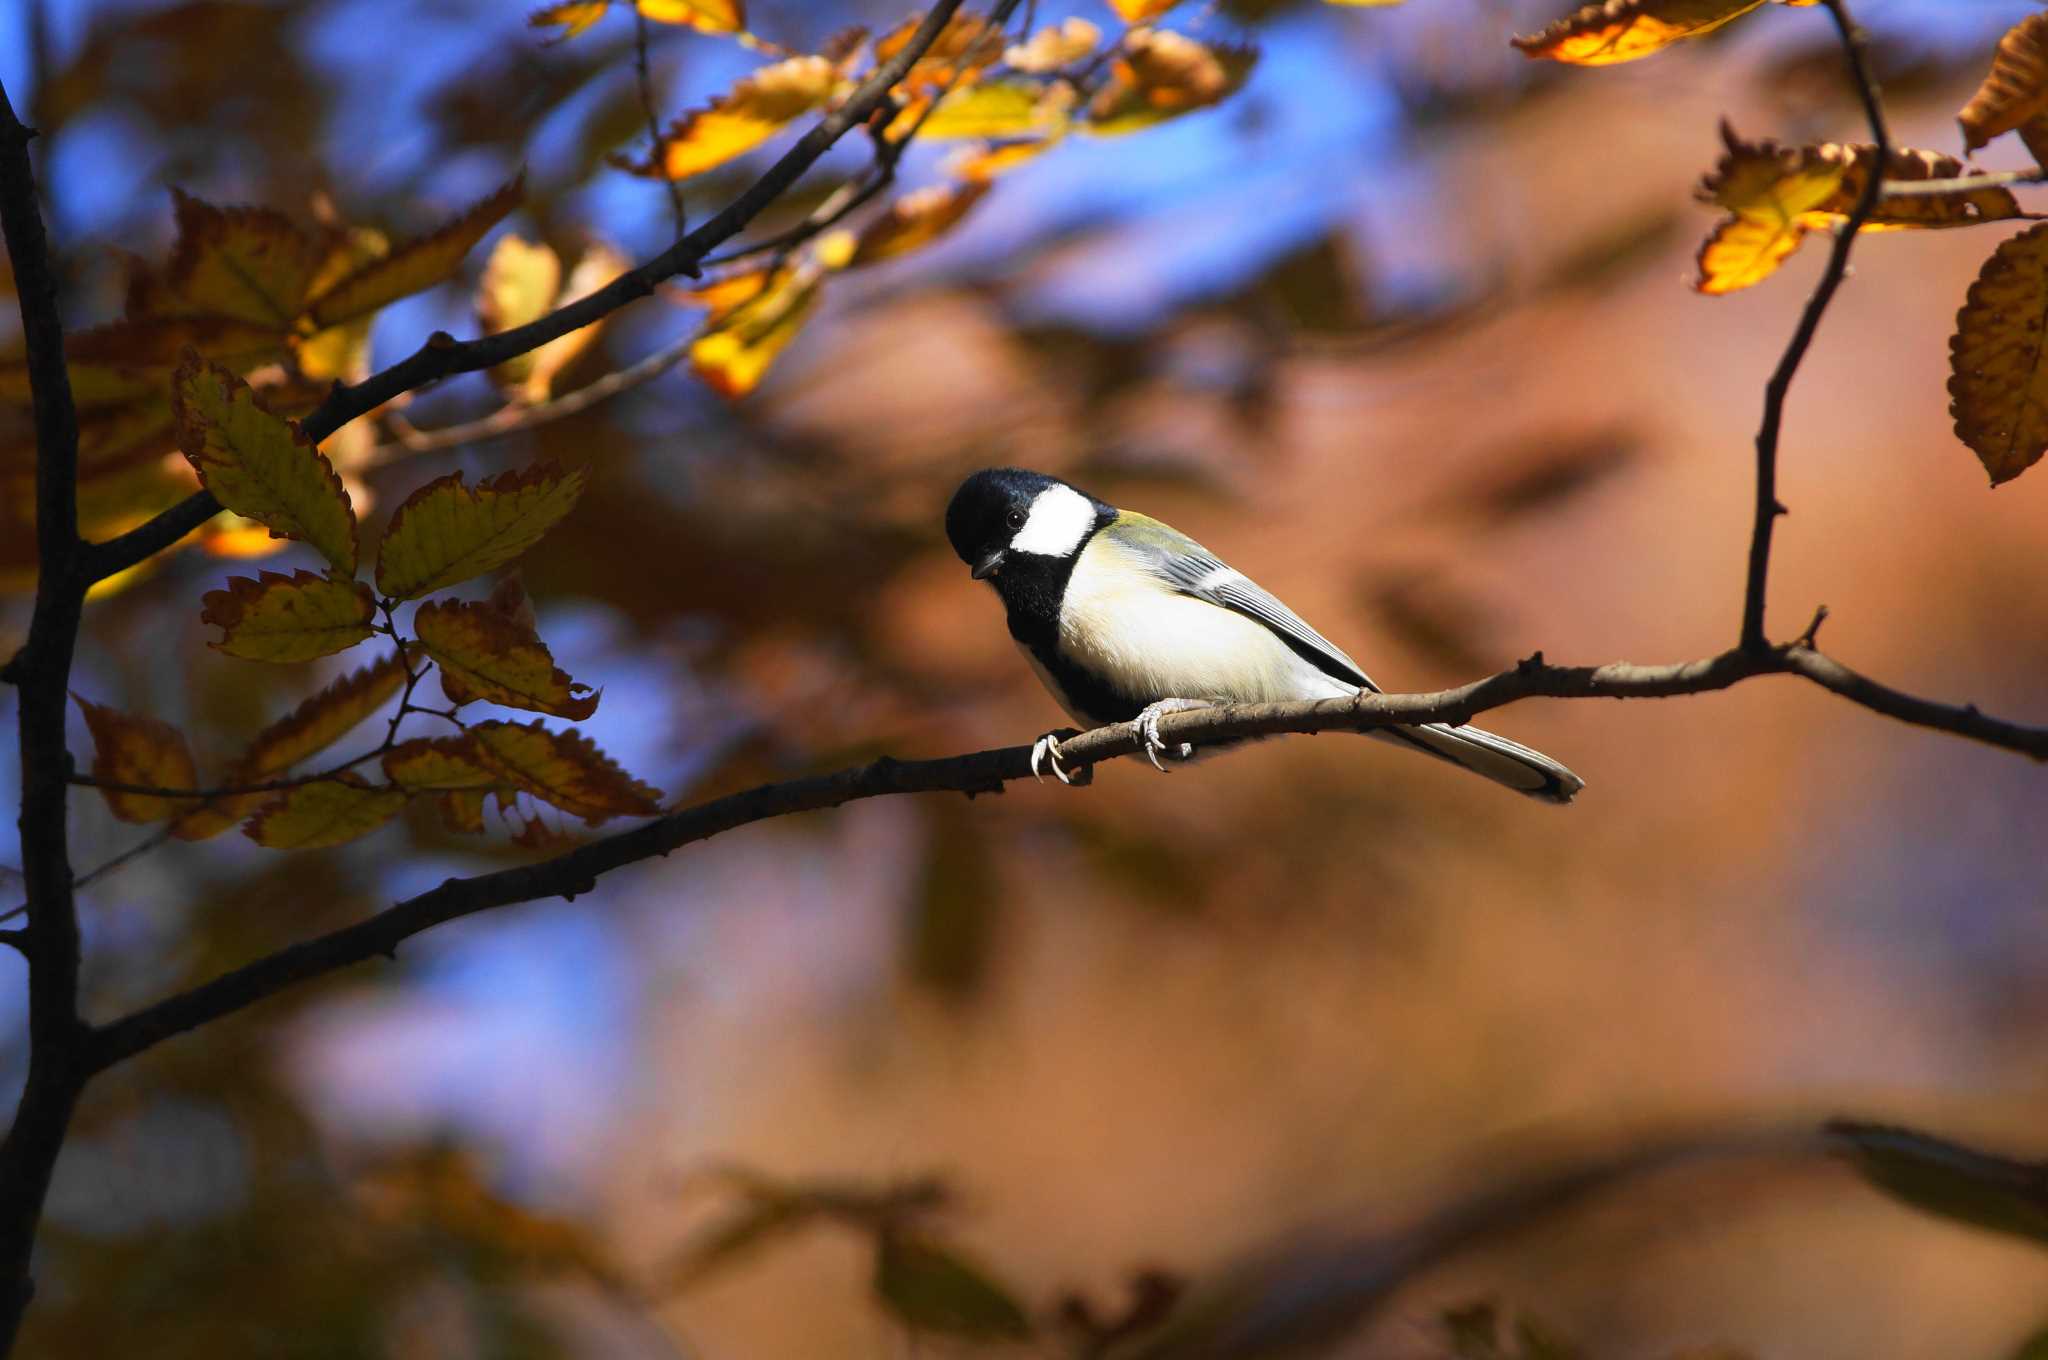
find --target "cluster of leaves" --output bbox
[75,356,662,853]
[1513,1,2048,486]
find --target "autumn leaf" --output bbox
[1108,0,1179,21]
[75,695,200,823]
[1086,32,1256,135]
[690,266,822,398]
[374,463,588,600]
[0,316,291,407]
[156,190,326,328]
[1950,222,2048,485]
[944,139,1058,182]
[173,355,357,571]
[1512,0,1766,66]
[303,177,524,329]
[200,570,378,662]
[477,234,561,366]
[613,57,839,182]
[907,81,1069,140]
[469,719,661,822]
[480,236,629,402]
[846,183,990,266]
[1802,145,2021,232]
[244,774,408,849]
[413,599,599,719]
[639,0,744,32]
[382,736,499,791]
[296,225,387,383]
[876,13,1005,94]
[1959,13,2048,154]
[172,654,407,841]
[1693,215,1806,295]
[872,1236,1032,1342]
[529,0,611,38]
[1003,18,1099,73]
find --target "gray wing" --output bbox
[1112,511,1380,692]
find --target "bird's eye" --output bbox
[1005,509,1025,529]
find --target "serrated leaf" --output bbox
[173,355,357,571]
[1800,144,2021,232]
[1951,222,2048,485]
[413,599,599,719]
[848,183,990,266]
[1693,215,1806,294]
[1511,0,1765,66]
[303,177,524,329]
[1698,124,1846,221]
[1830,1120,2048,1247]
[908,81,1068,140]
[1085,32,1256,135]
[75,695,199,823]
[469,719,661,823]
[873,1236,1032,1341]
[158,190,326,328]
[1960,14,2048,154]
[638,0,743,32]
[374,463,587,600]
[0,317,291,407]
[613,57,839,182]
[382,736,499,790]
[244,774,408,849]
[200,570,377,662]
[296,226,387,383]
[1003,18,1098,73]
[172,654,406,841]
[690,267,822,399]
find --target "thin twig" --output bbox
[1883,167,2048,198]
[635,11,688,238]
[1740,0,1888,652]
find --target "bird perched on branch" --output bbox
[945,467,1584,803]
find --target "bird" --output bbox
[944,467,1584,803]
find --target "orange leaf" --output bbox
[529,0,611,37]
[469,719,661,823]
[1950,222,2048,485]
[848,182,990,266]
[1108,0,1179,20]
[944,139,1058,182]
[1003,18,1099,73]
[637,0,743,33]
[74,695,199,823]
[613,57,839,182]
[1959,13,2048,154]
[200,570,378,662]
[244,774,408,849]
[413,599,599,719]
[1511,0,1765,65]
[374,463,588,600]
[689,266,822,398]
[174,355,357,572]
[877,12,1005,94]
[304,177,524,329]
[1693,214,1806,295]
[1085,31,1256,134]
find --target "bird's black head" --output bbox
[945,467,1112,581]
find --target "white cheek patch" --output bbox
[1009,484,1097,558]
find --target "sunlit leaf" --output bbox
[873,1235,1032,1341]
[478,234,562,398]
[876,13,1005,94]
[1085,32,1256,134]
[244,774,407,849]
[944,138,1059,182]
[1511,0,1765,66]
[613,56,839,182]
[689,267,822,398]
[848,183,990,266]
[374,463,588,600]
[1960,13,2048,154]
[173,355,357,572]
[200,570,377,663]
[156,190,326,328]
[497,239,630,402]
[1799,144,2022,232]
[303,177,524,328]
[74,695,199,823]
[638,0,744,32]
[469,719,662,822]
[906,80,1069,140]
[1108,0,1180,20]
[529,0,611,39]
[1830,1120,2048,1247]
[1697,124,1846,221]
[413,599,599,719]
[1693,215,1806,295]
[172,654,407,841]
[1003,18,1099,73]
[1950,222,2048,485]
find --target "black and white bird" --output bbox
[944,467,1584,803]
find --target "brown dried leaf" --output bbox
[469,719,661,823]
[1959,13,2048,154]
[413,598,599,719]
[1801,144,2021,231]
[1950,222,2048,484]
[1086,31,1256,134]
[849,182,990,266]
[1512,0,1766,66]
[75,695,200,823]
[1004,18,1099,73]
[877,12,1005,94]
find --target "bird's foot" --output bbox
[1030,730,1090,786]
[1132,699,1206,773]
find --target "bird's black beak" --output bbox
[971,548,1006,580]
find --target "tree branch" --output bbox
[80,0,973,585]
[1740,0,1888,652]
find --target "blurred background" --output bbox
[5,0,2048,1354]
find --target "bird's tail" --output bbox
[1370,722,1584,804]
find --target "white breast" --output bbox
[1056,538,1356,706]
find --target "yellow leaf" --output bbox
[0,317,290,407]
[1003,18,1098,74]
[158,190,325,328]
[200,570,378,663]
[1950,222,2048,485]
[1697,124,1845,222]
[1511,0,1765,66]
[172,654,407,841]
[1693,214,1807,295]
[524,241,631,401]
[615,57,839,182]
[943,139,1058,182]
[849,182,990,266]
[1110,0,1179,19]
[374,463,588,600]
[383,736,499,791]
[638,0,743,33]
[296,226,387,382]
[906,81,1068,140]
[304,177,524,329]
[244,774,408,849]
[1085,32,1256,135]
[469,719,661,822]
[478,234,564,397]
[437,789,491,834]
[74,695,199,823]
[173,355,357,572]
[413,599,599,719]
[877,13,1005,94]
[690,267,822,398]
[676,265,783,320]
[529,0,611,37]
[1960,13,2048,154]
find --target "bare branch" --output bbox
[1741,0,1889,652]
[634,11,688,238]
[1883,167,2048,198]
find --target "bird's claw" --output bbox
[1031,731,1088,786]
[1133,699,1200,774]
